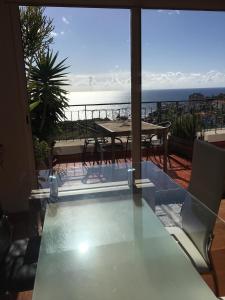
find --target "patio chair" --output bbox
[124,135,132,161]
[0,211,40,296]
[124,135,151,161]
[146,121,172,166]
[96,136,124,164]
[188,139,225,214]
[77,123,108,165]
[157,140,225,276]
[81,123,125,165]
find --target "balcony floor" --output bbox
[54,154,192,190]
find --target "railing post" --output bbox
[176,101,179,116]
[215,100,219,133]
[84,105,87,134]
[157,102,162,123]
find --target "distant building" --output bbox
[215,93,225,100]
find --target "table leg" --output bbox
[163,129,168,173]
[111,136,115,164]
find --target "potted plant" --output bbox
[33,136,51,170]
[169,114,201,159]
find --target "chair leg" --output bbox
[159,151,162,163]
[82,141,87,166]
[124,142,128,162]
[153,147,158,163]
[146,146,150,161]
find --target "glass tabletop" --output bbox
[31,162,225,300]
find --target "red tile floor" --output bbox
[165,154,192,189]
[54,154,192,190]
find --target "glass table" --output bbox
[31,162,225,300]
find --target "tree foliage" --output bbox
[19,6,70,144]
[20,6,54,80]
[29,50,69,142]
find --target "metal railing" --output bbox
[57,98,225,140]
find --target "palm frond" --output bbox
[29,50,70,141]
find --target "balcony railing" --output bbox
[57,98,225,140]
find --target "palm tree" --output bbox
[29,50,69,142]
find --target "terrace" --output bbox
[52,98,225,168]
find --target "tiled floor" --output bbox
[54,154,192,190]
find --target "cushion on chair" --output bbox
[166,226,210,273]
[3,236,41,292]
[6,255,37,292]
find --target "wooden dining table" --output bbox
[96,120,168,172]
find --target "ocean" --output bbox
[66,87,225,120]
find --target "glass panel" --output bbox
[19,7,131,170]
[32,162,224,300]
[60,8,131,167]
[141,9,225,167]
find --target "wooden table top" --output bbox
[96,120,165,135]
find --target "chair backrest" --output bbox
[158,121,172,130]
[188,139,225,214]
[157,121,171,140]
[181,139,225,265]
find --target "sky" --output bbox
[45,7,225,91]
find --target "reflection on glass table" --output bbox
[31,162,225,300]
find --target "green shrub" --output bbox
[33,137,51,168]
[171,114,201,141]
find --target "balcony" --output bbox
[48,98,225,171]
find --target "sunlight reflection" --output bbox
[78,242,90,254]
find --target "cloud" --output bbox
[50,31,65,37]
[142,70,225,89]
[157,9,180,15]
[50,31,58,37]
[67,72,128,92]
[65,70,225,92]
[62,16,69,24]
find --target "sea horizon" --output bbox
[65,86,225,120]
[68,86,225,106]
